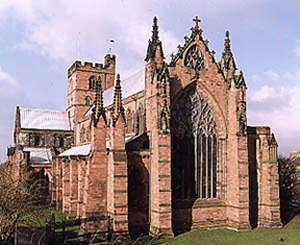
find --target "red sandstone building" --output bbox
[7,17,282,238]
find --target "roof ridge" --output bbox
[19,107,67,114]
[122,68,144,81]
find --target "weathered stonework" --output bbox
[7,16,282,241]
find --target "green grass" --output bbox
[168,215,300,245]
[17,206,300,244]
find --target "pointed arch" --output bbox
[89,75,97,90]
[171,84,218,199]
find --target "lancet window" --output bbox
[85,96,91,106]
[89,76,97,90]
[171,87,217,199]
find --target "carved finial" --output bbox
[211,50,216,61]
[177,45,182,53]
[225,30,231,52]
[114,74,122,110]
[146,16,164,62]
[112,74,125,126]
[152,16,159,43]
[184,35,189,43]
[92,76,106,127]
[193,16,201,30]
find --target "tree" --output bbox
[0,163,49,243]
[278,157,299,224]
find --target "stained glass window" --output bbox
[171,86,217,199]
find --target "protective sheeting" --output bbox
[20,107,71,131]
[59,144,91,157]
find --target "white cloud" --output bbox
[264,70,279,81]
[0,66,17,86]
[294,47,300,57]
[248,72,300,155]
[282,69,300,83]
[0,65,28,162]
[250,85,276,102]
[0,0,180,68]
[0,0,273,71]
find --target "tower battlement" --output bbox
[67,54,116,78]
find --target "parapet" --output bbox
[247,126,271,135]
[67,54,116,78]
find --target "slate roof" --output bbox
[23,147,52,164]
[84,69,145,118]
[59,144,91,157]
[19,107,71,131]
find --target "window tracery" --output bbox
[171,87,217,199]
[184,45,205,76]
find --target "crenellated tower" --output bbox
[66,55,116,129]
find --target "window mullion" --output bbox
[211,135,214,198]
[194,133,198,197]
[200,134,203,198]
[206,135,208,198]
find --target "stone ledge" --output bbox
[173,198,225,209]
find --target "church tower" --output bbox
[66,55,116,129]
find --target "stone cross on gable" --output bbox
[193,16,201,30]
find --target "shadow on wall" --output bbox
[127,152,150,239]
[247,129,258,229]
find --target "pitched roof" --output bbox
[59,144,91,157]
[104,68,145,107]
[19,107,71,131]
[83,69,145,118]
[23,147,52,164]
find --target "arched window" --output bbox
[59,136,64,147]
[138,104,144,134]
[80,126,85,144]
[89,76,97,90]
[85,96,91,106]
[126,108,132,134]
[171,86,217,199]
[134,108,140,135]
[34,135,40,146]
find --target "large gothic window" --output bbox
[171,86,217,199]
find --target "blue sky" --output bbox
[0,0,300,161]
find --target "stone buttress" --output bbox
[145,17,174,237]
[81,76,108,233]
[107,74,129,236]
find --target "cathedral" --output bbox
[7,16,282,238]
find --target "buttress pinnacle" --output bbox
[224,30,231,53]
[152,16,159,43]
[112,74,125,126]
[92,76,106,127]
[95,76,103,115]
